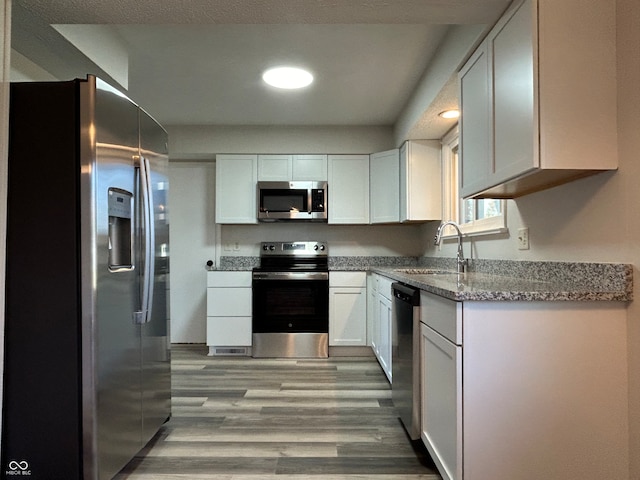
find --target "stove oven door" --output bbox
[252,273,328,333]
[252,272,329,357]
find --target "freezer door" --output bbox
[139,110,171,443]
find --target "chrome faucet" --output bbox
[434,221,468,274]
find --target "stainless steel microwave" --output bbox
[257,181,328,222]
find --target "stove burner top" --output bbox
[259,241,327,256]
[254,241,328,274]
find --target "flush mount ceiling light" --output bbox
[262,66,314,89]
[439,109,460,119]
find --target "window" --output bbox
[441,127,507,236]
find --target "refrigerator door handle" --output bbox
[134,155,156,324]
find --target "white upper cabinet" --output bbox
[459,0,617,199]
[257,154,292,181]
[370,142,441,225]
[459,46,492,198]
[328,154,370,224]
[215,154,258,224]
[258,154,328,181]
[400,140,441,222]
[292,154,328,181]
[370,149,400,224]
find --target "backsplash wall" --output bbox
[220,222,429,259]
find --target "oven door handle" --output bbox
[252,271,329,281]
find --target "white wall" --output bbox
[168,162,217,343]
[10,50,57,81]
[424,170,624,263]
[168,125,395,159]
[393,24,485,145]
[221,223,426,258]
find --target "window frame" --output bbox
[441,126,508,238]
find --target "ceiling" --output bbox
[12,0,511,137]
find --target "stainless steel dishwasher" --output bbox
[391,282,421,440]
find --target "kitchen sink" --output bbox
[393,268,457,275]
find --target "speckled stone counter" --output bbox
[216,256,260,270]
[329,256,418,270]
[370,260,633,302]
[216,255,632,301]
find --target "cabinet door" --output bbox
[491,0,536,184]
[370,149,400,224]
[377,294,392,381]
[367,274,378,349]
[207,288,252,317]
[215,155,258,223]
[400,141,441,222]
[459,44,492,198]
[292,154,328,181]
[329,287,367,346]
[328,155,370,224]
[258,154,293,181]
[421,323,462,480]
[207,316,251,346]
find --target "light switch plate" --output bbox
[517,227,530,250]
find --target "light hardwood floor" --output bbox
[115,345,441,479]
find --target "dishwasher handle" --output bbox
[392,282,420,306]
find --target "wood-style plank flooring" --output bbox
[114,345,441,479]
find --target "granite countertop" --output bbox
[370,265,633,302]
[215,255,633,302]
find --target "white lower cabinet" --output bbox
[376,292,392,381]
[329,272,367,346]
[420,291,628,480]
[367,273,393,382]
[206,271,252,355]
[421,323,461,480]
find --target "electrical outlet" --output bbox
[517,227,530,250]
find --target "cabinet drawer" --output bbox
[329,271,366,287]
[207,288,252,316]
[420,291,462,345]
[207,271,252,287]
[377,275,394,301]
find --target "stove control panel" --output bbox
[260,241,328,256]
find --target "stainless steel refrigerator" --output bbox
[2,75,171,479]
